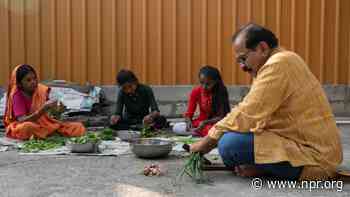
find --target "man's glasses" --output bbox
[236,50,253,64]
[236,50,254,72]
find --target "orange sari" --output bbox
[3,65,86,140]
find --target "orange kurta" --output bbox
[4,65,86,140]
[208,49,343,180]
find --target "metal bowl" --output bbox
[117,130,141,142]
[130,138,173,158]
[70,142,99,153]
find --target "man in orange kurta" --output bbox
[190,23,343,180]
[4,65,85,140]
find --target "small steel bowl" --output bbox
[70,142,100,153]
[130,138,173,158]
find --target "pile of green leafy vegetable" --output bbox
[47,109,62,120]
[21,128,115,152]
[46,104,65,120]
[140,125,157,138]
[69,132,101,144]
[69,129,115,144]
[21,134,66,153]
[178,152,206,184]
[98,128,114,141]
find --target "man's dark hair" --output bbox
[16,64,37,86]
[116,69,138,86]
[232,23,279,49]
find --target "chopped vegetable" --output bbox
[69,128,115,144]
[69,132,101,144]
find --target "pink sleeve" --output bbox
[12,92,28,118]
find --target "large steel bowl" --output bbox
[130,138,173,158]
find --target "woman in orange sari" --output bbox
[3,64,86,140]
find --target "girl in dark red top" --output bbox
[183,65,230,137]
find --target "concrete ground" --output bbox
[0,122,350,197]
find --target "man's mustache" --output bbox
[239,63,253,72]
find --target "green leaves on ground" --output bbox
[21,134,66,153]
[21,128,115,152]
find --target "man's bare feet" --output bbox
[234,165,266,177]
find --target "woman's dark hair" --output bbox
[116,69,138,86]
[232,23,279,49]
[199,65,230,117]
[16,64,37,86]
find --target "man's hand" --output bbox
[190,136,218,154]
[190,121,208,136]
[110,115,121,125]
[143,114,154,125]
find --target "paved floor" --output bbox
[0,123,350,197]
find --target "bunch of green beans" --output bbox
[178,152,206,184]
